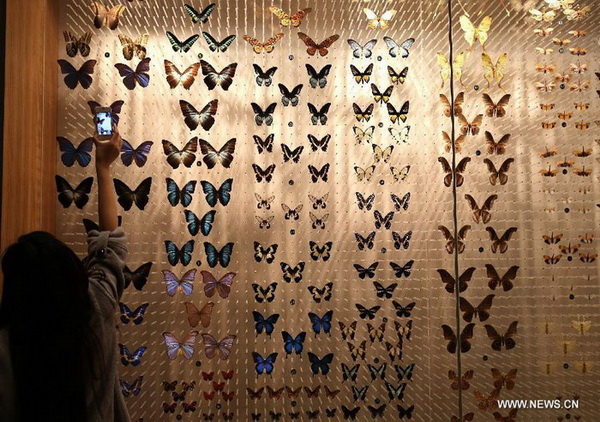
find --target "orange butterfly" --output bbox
[573,147,591,157]
[569,48,587,56]
[573,167,591,176]
[540,103,555,111]
[535,63,556,73]
[573,102,589,110]
[541,122,556,129]
[570,62,587,73]
[539,146,557,158]
[535,80,556,92]
[554,72,571,82]
[558,111,572,120]
[568,30,586,37]
[543,254,562,264]
[569,81,589,92]
[575,121,589,130]
[540,166,558,177]
[556,158,574,168]
[552,38,571,46]
[458,113,483,136]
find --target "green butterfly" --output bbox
[166,31,200,53]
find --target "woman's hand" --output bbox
[94,125,122,169]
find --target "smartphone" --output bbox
[94,107,113,142]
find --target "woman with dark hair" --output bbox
[0,128,131,421]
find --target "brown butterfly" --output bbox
[438,156,471,187]
[179,99,218,131]
[541,121,557,129]
[451,413,475,422]
[465,194,497,224]
[539,146,557,158]
[285,386,301,399]
[474,389,500,411]
[558,111,573,120]
[542,233,562,244]
[568,30,586,37]
[247,387,264,399]
[492,409,518,422]
[458,113,483,136]
[554,72,571,83]
[63,30,93,57]
[569,80,590,92]
[438,225,471,254]
[482,94,511,118]
[441,323,475,354]
[448,369,474,390]
[164,60,201,90]
[485,264,519,291]
[184,301,214,328]
[484,321,518,351]
[540,103,555,111]
[579,253,597,263]
[304,385,321,398]
[569,47,587,56]
[573,167,591,176]
[437,267,476,294]
[266,386,285,400]
[578,233,594,244]
[573,102,589,110]
[543,254,562,264]
[324,385,340,399]
[483,158,514,186]
[439,92,464,117]
[91,2,126,30]
[540,166,558,177]
[460,294,495,322]
[485,132,510,154]
[575,121,589,130]
[486,227,518,253]
[559,242,580,255]
[491,368,518,390]
[556,157,574,168]
[243,33,285,54]
[535,63,556,73]
[297,32,340,56]
[118,34,148,60]
[573,147,592,157]
[442,131,466,153]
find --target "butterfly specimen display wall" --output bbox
[55,1,598,421]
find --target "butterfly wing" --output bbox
[180,99,218,131]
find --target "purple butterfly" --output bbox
[162,269,195,296]
[57,59,97,89]
[56,137,94,167]
[119,376,143,397]
[162,331,199,360]
[121,140,154,167]
[114,57,151,90]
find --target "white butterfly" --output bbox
[389,126,410,144]
[384,37,415,58]
[353,125,375,144]
[363,8,396,29]
[347,39,378,58]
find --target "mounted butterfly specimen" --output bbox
[356,192,375,211]
[162,269,195,296]
[163,60,201,89]
[280,262,305,283]
[308,103,331,125]
[282,203,302,219]
[183,3,216,24]
[388,66,408,85]
[114,177,152,211]
[180,99,218,131]
[372,84,394,105]
[459,14,492,49]
[308,134,330,152]
[484,158,514,186]
[119,302,149,325]
[201,178,233,207]
[278,84,303,107]
[166,178,196,207]
[118,34,148,60]
[253,242,278,264]
[252,282,277,303]
[122,262,151,291]
[204,242,234,268]
[308,193,328,209]
[392,231,412,250]
[354,262,378,279]
[484,321,518,351]
[309,240,332,261]
[373,282,397,299]
[114,57,151,90]
[308,352,334,375]
[164,240,194,266]
[243,33,284,54]
[282,331,306,356]
[162,138,198,169]
[465,194,498,224]
[347,38,377,58]
[482,93,511,117]
[383,36,415,58]
[458,113,483,136]
[251,102,277,126]
[120,139,154,167]
[364,8,396,29]
[253,311,280,337]
[374,210,394,229]
[387,101,410,124]
[56,137,94,167]
[438,224,471,254]
[202,333,236,360]
[482,52,508,91]
[460,294,495,322]
[55,175,93,209]
[269,6,312,27]
[88,100,124,125]
[438,156,471,187]
[308,164,329,182]
[199,138,236,168]
[184,210,215,236]
[91,2,125,30]
[339,322,357,342]
[442,323,475,353]
[353,126,375,144]
[486,226,518,253]
[439,92,464,117]
[298,33,340,56]
[202,32,236,52]
[438,52,465,88]
[437,267,476,293]
[448,369,474,390]
[390,260,414,278]
[341,406,361,420]
[350,64,374,85]
[120,377,143,397]
[351,385,369,401]
[252,164,276,183]
[253,134,274,155]
[255,193,274,210]
[353,103,374,122]
[253,64,277,86]
[57,59,97,89]
[391,193,410,211]
[355,231,376,250]
[307,282,333,303]
[309,210,328,228]
[199,60,237,90]
[486,264,519,292]
[393,301,415,318]
[63,30,92,57]
[308,310,333,336]
[485,131,511,154]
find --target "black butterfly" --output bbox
[251,414,261,421]
[280,262,305,283]
[306,64,332,88]
[309,212,329,229]
[306,410,319,420]
[367,404,386,418]
[253,64,278,86]
[166,31,200,52]
[367,363,387,380]
[255,215,274,229]
[388,66,409,85]
[179,99,218,131]
[252,164,276,182]
[184,210,215,236]
[252,282,278,303]
[341,405,361,420]
[341,363,360,382]
[57,59,97,89]
[371,84,394,105]
[202,32,236,52]
[114,177,152,211]
[387,101,410,124]
[356,192,375,211]
[253,134,274,154]
[351,385,369,401]
[281,144,304,163]
[393,301,416,318]
[354,262,378,279]
[278,83,303,106]
[355,304,381,320]
[307,282,333,303]
[390,260,414,278]
[123,262,152,291]
[183,3,216,24]
[282,203,303,220]
[325,408,337,418]
[373,282,398,299]
[391,193,411,211]
[308,193,328,209]
[308,164,330,182]
[251,102,277,126]
[308,103,331,125]
[355,232,375,250]
[392,231,412,250]
[309,241,333,261]
[350,64,373,85]
[200,60,238,90]
[55,175,94,209]
[199,139,236,168]
[253,242,278,264]
[307,134,330,152]
[162,138,198,169]
[374,211,395,230]
[397,405,415,419]
[353,103,374,122]
[268,411,282,421]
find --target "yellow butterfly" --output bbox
[529,8,556,22]
[390,165,410,182]
[571,319,592,335]
[363,8,396,30]
[574,361,594,374]
[372,144,394,164]
[437,52,465,89]
[533,27,554,36]
[535,47,554,55]
[268,6,312,27]
[459,14,492,50]
[352,125,375,144]
[482,52,507,91]
[355,165,376,181]
[563,6,591,21]
[544,0,575,9]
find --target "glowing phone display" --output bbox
[95,112,113,137]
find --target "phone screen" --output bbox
[96,112,113,136]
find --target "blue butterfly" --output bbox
[166,178,197,207]
[204,242,234,268]
[121,140,153,167]
[308,310,333,336]
[282,331,306,356]
[201,178,233,207]
[252,311,280,336]
[252,352,278,375]
[165,240,195,266]
[118,343,147,366]
[307,352,334,376]
[119,376,143,397]
[56,137,94,167]
[184,209,216,236]
[119,302,149,325]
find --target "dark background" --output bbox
[0,0,6,236]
